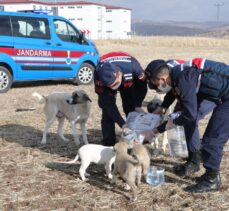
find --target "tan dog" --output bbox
[32,90,91,145]
[130,144,151,182]
[111,141,142,201]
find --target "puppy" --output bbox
[130,144,151,182]
[112,141,142,201]
[147,97,170,152]
[32,90,91,145]
[147,98,162,113]
[64,144,116,181]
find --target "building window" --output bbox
[77,18,83,21]
[106,20,112,23]
[60,6,63,9]
[69,18,75,21]
[0,6,4,11]
[106,10,112,12]
[124,10,127,13]
[33,5,36,9]
[39,6,42,10]
[98,30,101,32]
[68,6,75,9]
[77,6,82,8]
[106,30,112,33]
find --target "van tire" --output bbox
[74,63,94,85]
[0,66,13,93]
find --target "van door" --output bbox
[11,16,54,80]
[0,15,14,52]
[51,19,88,79]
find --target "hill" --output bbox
[132,20,229,37]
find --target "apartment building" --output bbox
[0,0,131,39]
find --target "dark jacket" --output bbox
[157,58,229,132]
[94,52,147,127]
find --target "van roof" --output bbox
[0,10,58,18]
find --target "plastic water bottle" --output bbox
[146,166,165,186]
[146,166,158,186]
[167,126,188,158]
[157,167,165,184]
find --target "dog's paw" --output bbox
[130,196,137,202]
[123,184,131,190]
[108,174,113,179]
[41,139,46,144]
[82,178,89,182]
[74,140,81,146]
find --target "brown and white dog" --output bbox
[112,141,142,201]
[130,144,151,182]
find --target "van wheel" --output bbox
[74,63,94,85]
[0,66,13,93]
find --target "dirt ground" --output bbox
[0,37,229,211]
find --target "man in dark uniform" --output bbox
[146,59,216,178]
[94,52,147,146]
[142,58,229,193]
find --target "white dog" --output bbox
[32,90,91,145]
[64,144,116,181]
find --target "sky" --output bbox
[90,0,229,22]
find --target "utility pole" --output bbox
[214,2,224,22]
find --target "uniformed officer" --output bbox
[94,52,147,146]
[142,58,229,193]
[146,59,216,178]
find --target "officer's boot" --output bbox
[184,169,221,193]
[173,151,201,176]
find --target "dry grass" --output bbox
[0,36,229,211]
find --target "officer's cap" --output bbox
[145,59,168,79]
[98,62,120,86]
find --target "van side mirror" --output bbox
[79,32,85,44]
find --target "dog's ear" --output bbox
[66,91,79,105]
[83,93,92,102]
[127,148,132,155]
[72,91,79,98]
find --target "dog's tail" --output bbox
[64,154,79,164]
[32,92,46,104]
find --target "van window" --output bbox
[54,19,81,43]
[0,16,12,36]
[11,16,50,39]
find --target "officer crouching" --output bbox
[94,52,147,146]
[142,58,229,193]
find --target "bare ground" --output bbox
[0,37,229,211]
